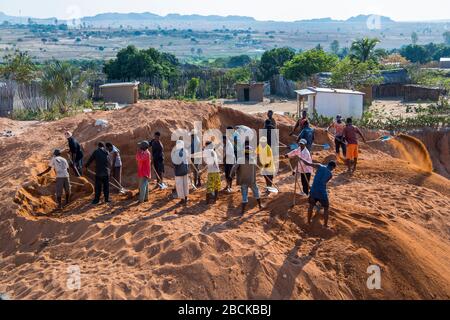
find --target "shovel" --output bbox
[257,164,279,194]
[152,166,168,190]
[109,176,129,195]
[287,143,331,151]
[366,135,394,143]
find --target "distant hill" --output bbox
[83,12,161,21]
[346,14,395,23]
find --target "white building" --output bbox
[295,87,365,119]
[439,58,450,69]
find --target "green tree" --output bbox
[0,50,37,84]
[40,60,88,114]
[258,47,296,81]
[443,31,450,45]
[186,77,200,99]
[350,37,381,62]
[330,57,382,89]
[330,40,340,55]
[399,44,429,64]
[103,45,179,81]
[225,67,252,83]
[227,55,252,68]
[411,32,419,45]
[281,49,338,81]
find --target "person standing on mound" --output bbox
[222,134,235,193]
[86,142,111,205]
[231,144,263,215]
[136,141,152,203]
[105,142,122,187]
[290,110,308,137]
[173,140,190,206]
[256,136,275,190]
[38,149,71,210]
[342,118,366,173]
[298,158,336,228]
[327,115,347,159]
[264,110,277,147]
[65,131,84,176]
[149,132,165,189]
[285,139,312,196]
[203,141,221,204]
[298,120,315,152]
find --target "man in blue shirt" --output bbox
[299,158,336,228]
[298,121,315,152]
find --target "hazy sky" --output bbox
[1,0,449,22]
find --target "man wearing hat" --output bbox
[38,149,71,210]
[285,138,313,196]
[256,136,275,189]
[327,115,347,159]
[65,131,84,176]
[136,141,152,203]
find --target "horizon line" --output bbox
[2,10,450,24]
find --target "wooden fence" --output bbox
[0,81,49,117]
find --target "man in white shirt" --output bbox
[222,135,236,193]
[285,139,313,196]
[203,141,221,204]
[38,149,71,210]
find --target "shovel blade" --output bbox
[159,183,168,190]
[266,187,279,194]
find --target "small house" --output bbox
[372,69,410,98]
[403,85,443,102]
[440,58,450,69]
[235,82,264,102]
[100,82,140,105]
[295,87,365,119]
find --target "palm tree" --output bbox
[40,60,88,114]
[350,38,381,62]
[0,50,37,84]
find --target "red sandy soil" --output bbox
[0,100,449,300]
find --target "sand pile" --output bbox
[409,129,450,179]
[0,100,449,300]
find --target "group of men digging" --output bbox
[38,111,366,228]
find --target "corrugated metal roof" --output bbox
[296,87,365,95]
[380,69,409,84]
[295,89,316,96]
[100,82,140,88]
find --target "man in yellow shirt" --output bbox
[256,136,276,189]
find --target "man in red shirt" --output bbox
[136,141,152,203]
[343,118,366,174]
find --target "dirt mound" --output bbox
[0,100,449,300]
[410,129,450,179]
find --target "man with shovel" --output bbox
[298,158,336,228]
[343,118,366,173]
[298,120,315,152]
[136,141,152,203]
[285,139,312,196]
[37,149,71,210]
[85,142,111,205]
[149,132,165,189]
[231,144,263,215]
[65,131,84,176]
[256,136,276,191]
[327,115,347,159]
